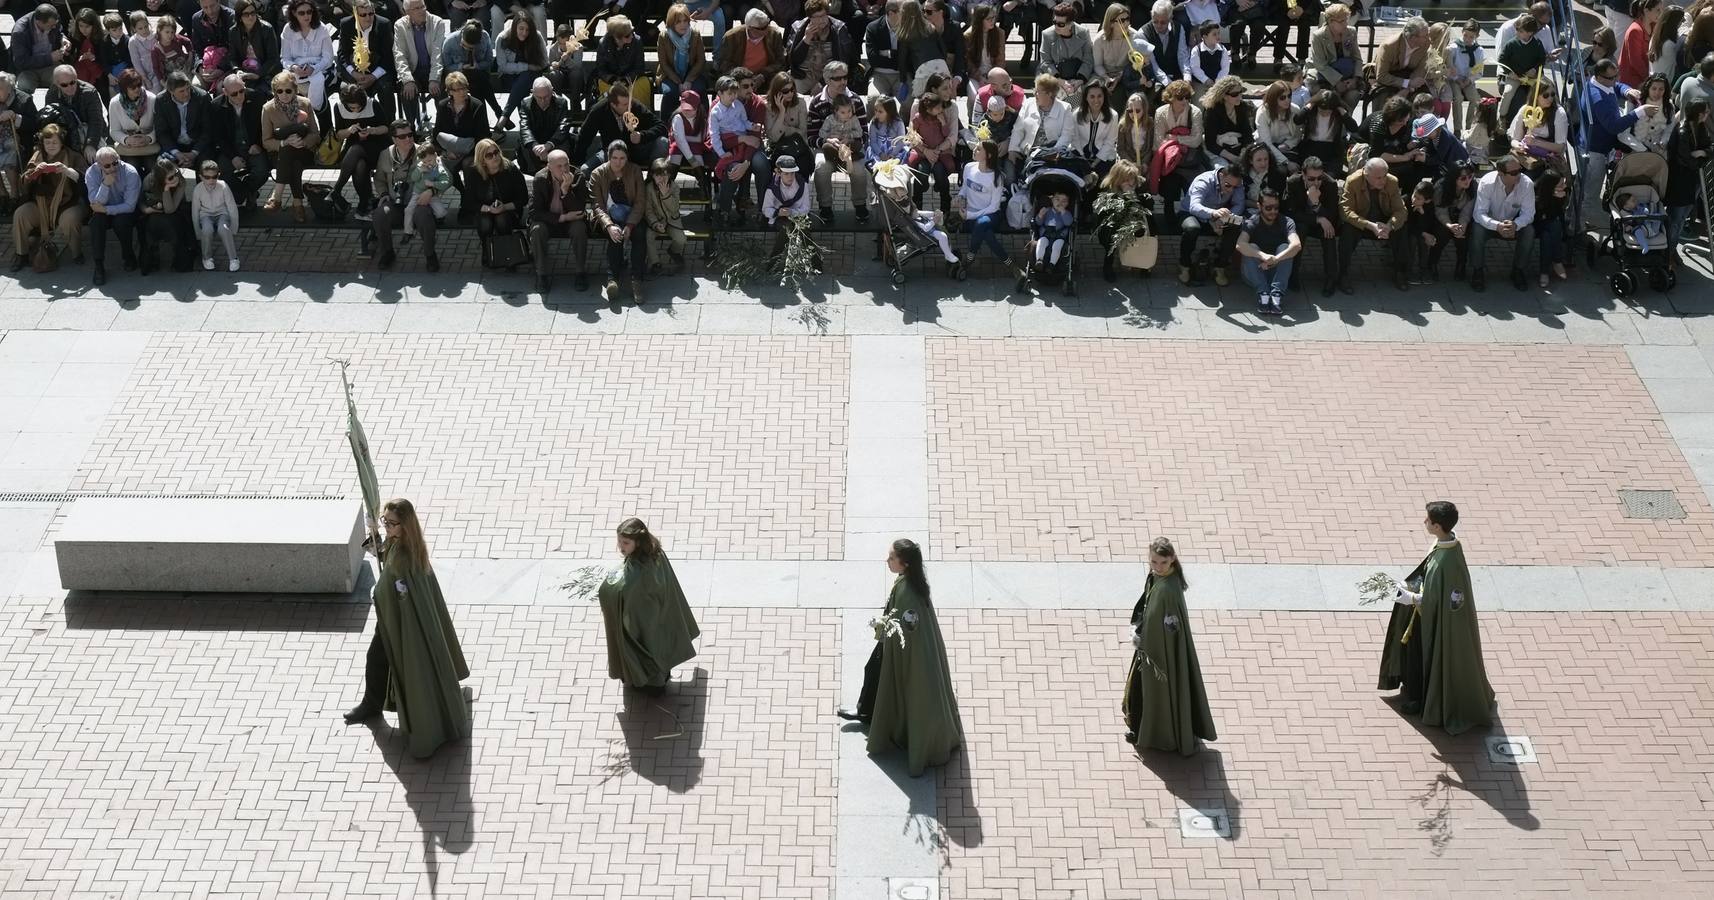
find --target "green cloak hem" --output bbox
[1416,540,1496,735]
[373,543,472,759]
[1122,572,1216,756]
[866,575,964,777]
[597,553,701,688]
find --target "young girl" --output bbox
[643,158,688,274]
[127,11,162,92]
[909,93,956,212]
[1623,74,1672,154]
[152,16,196,85]
[866,96,909,169]
[668,88,713,186]
[1031,191,1075,270]
[71,9,108,99]
[404,143,451,242]
[1186,23,1229,94]
[1462,96,1503,161]
[1535,169,1572,287]
[1116,91,1151,169]
[1406,177,1439,284]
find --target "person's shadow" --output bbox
[1139,745,1242,841]
[1393,699,1541,849]
[605,667,709,793]
[852,726,986,862]
[932,745,987,853]
[367,692,477,898]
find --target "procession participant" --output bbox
[596,517,700,696]
[1122,537,1216,756]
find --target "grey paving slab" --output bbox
[1193,308,1280,340]
[1416,310,1499,343]
[1642,378,1714,413]
[1626,345,1714,380]
[1663,567,1714,610]
[1576,565,1679,611]
[0,330,77,362]
[0,361,57,396]
[36,297,121,331]
[70,331,150,365]
[849,401,926,441]
[844,302,923,335]
[291,302,396,333]
[624,304,701,334]
[475,300,557,333]
[850,336,925,404]
[799,560,890,608]
[836,876,892,900]
[0,396,31,425]
[967,561,1059,608]
[0,431,97,470]
[385,302,486,333]
[696,303,776,335]
[845,523,931,562]
[834,812,942,878]
[269,275,380,304]
[40,362,135,399]
[106,301,213,331]
[1481,565,1588,611]
[531,558,609,606]
[1229,563,1328,610]
[1332,311,1424,343]
[669,556,715,608]
[1270,310,1353,341]
[0,549,28,596]
[709,560,802,606]
[848,468,928,519]
[1008,302,1110,337]
[1185,562,1237,609]
[920,301,1012,337]
[547,304,628,334]
[1664,413,1714,450]
[1631,313,1696,345]
[0,298,49,329]
[18,396,107,433]
[838,727,917,818]
[1106,305,1205,339]
[1551,310,1642,345]
[1055,561,1149,609]
[0,466,77,492]
[1479,313,1571,344]
[0,505,55,552]
[123,274,272,302]
[1684,447,1714,487]
[200,300,307,331]
[431,558,543,607]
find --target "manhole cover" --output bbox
[1178,806,1232,839]
[1486,735,1538,765]
[1618,490,1686,520]
[887,877,938,900]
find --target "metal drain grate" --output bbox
[1618,489,1687,520]
[0,491,347,503]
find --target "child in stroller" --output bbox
[1032,191,1075,271]
[874,159,968,284]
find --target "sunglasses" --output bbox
[201,171,219,178]
[56,81,76,89]
[100,162,116,169]
[393,133,414,140]
[274,88,295,94]
[240,9,256,15]
[226,90,245,97]
[829,74,847,81]
[357,11,374,17]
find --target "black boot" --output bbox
[12,253,28,272]
[344,636,389,724]
[1103,253,1117,282]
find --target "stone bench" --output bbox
[54,498,367,594]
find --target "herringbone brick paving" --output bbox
[66,333,848,559]
[926,339,1714,566]
[0,597,838,899]
[935,608,1714,898]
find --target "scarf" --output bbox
[121,90,149,126]
[769,174,807,208]
[666,26,692,76]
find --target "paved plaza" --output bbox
[3,257,1714,898]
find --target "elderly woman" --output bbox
[107,69,161,176]
[279,0,335,113]
[465,137,529,266]
[435,69,490,203]
[10,124,87,272]
[260,69,320,221]
[1309,3,1362,112]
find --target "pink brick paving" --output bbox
[935,609,1714,898]
[926,339,1714,566]
[0,598,838,899]
[67,333,849,559]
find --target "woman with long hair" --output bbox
[964,4,1005,101]
[1122,537,1216,756]
[345,498,472,761]
[840,538,964,778]
[1256,80,1301,171]
[657,4,709,119]
[1294,89,1356,176]
[1666,98,1712,261]
[1533,168,1573,287]
[1150,79,1205,200]
[1650,4,1686,80]
[909,91,957,212]
[466,136,528,266]
[1201,74,1254,168]
[1073,80,1119,179]
[597,518,700,695]
[1092,3,1142,111]
[227,0,281,94]
[896,0,947,101]
[1428,160,1478,280]
[278,0,334,113]
[495,13,548,128]
[1116,90,1152,168]
[1096,158,1148,281]
[1618,0,1665,89]
[1623,73,1673,154]
[958,138,1013,268]
[330,81,393,216]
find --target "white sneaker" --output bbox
[202,258,214,271]
[229,259,240,272]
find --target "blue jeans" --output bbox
[1537,217,1568,275]
[658,75,709,119]
[716,150,772,212]
[967,213,1008,260]
[1240,254,1294,293]
[1668,204,1692,247]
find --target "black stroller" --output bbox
[1014,166,1086,296]
[874,163,969,285]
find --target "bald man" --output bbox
[84,147,142,286]
[529,149,593,293]
[1337,158,1410,293]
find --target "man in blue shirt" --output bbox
[1178,164,1245,286]
[84,148,142,286]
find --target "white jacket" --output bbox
[958,162,1005,218]
[1070,110,1119,162]
[280,24,335,77]
[1256,104,1301,166]
[394,14,450,87]
[1013,98,1072,154]
[108,93,158,151]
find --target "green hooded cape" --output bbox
[1379,538,1494,735]
[1122,572,1216,756]
[866,575,964,777]
[373,542,471,759]
[597,553,700,688]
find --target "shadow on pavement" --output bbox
[369,712,477,898]
[62,566,374,632]
[1397,702,1541,834]
[1139,745,1243,841]
[606,666,708,794]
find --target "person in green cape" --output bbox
[1122,537,1216,756]
[837,538,963,777]
[344,498,473,760]
[1377,501,1495,735]
[597,517,700,696]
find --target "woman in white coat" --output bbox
[107,69,161,176]
[1071,80,1119,181]
[279,0,335,112]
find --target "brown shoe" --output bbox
[629,277,643,303]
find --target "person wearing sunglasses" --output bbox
[260,70,321,220]
[337,0,395,97]
[1037,2,1094,96]
[205,72,270,206]
[225,0,282,93]
[137,158,196,274]
[48,64,108,163]
[83,147,142,286]
[280,2,336,115]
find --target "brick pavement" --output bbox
[926,339,1714,566]
[935,608,1714,898]
[0,597,838,899]
[67,333,849,559]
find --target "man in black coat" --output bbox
[202,73,270,204]
[187,0,236,59]
[44,66,107,160]
[154,71,212,169]
[862,0,901,97]
[786,0,858,94]
[518,76,573,175]
[571,81,668,169]
[337,0,396,98]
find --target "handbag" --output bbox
[316,130,344,166]
[485,230,531,268]
[30,178,68,273]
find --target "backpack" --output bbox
[37,102,83,147]
[1005,188,1031,231]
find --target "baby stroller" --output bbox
[1594,150,1676,298]
[1015,166,1085,296]
[874,161,969,285]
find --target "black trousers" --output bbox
[1337,222,1411,285]
[360,632,389,707]
[604,225,648,278]
[855,642,882,717]
[88,211,137,266]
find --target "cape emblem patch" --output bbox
[1450,590,1464,611]
[902,609,919,628]
[1163,614,1180,633]
[394,579,408,594]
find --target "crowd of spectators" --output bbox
[0,0,1709,308]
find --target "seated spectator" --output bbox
[1015,72,1073,157]
[594,14,652,113]
[403,140,452,270]
[186,0,236,89]
[1177,163,1244,286]
[712,74,763,223]
[1030,189,1075,271]
[1506,85,1569,175]
[528,148,591,292]
[155,71,211,171]
[1411,112,1470,174]
[762,153,812,262]
[1337,157,1410,293]
[496,14,549,128]
[958,138,1010,268]
[1151,78,1204,199]
[441,21,506,121]
[393,0,447,131]
[976,66,1028,115]
[228,0,281,94]
[1366,96,1430,200]
[908,92,955,210]
[1114,91,1150,170]
[896,0,947,100]
[1534,169,1571,287]
[1496,15,1549,123]
[1094,159,1146,281]
[865,0,905,100]
[1425,161,1477,281]
[546,22,590,114]
[575,82,669,170]
[445,0,493,31]
[1071,81,1118,180]
[1038,2,1094,94]
[807,60,867,140]
[1372,16,1431,108]
[48,65,110,162]
[433,69,490,201]
[659,4,710,117]
[666,87,715,197]
[69,10,109,101]
[191,158,240,270]
[643,158,688,275]
[84,147,142,286]
[976,95,1021,181]
[205,73,270,205]
[1467,154,1536,292]
[684,0,728,58]
[136,158,193,273]
[130,12,165,93]
[1202,75,1253,168]
[1091,3,1144,109]
[1256,80,1302,171]
[153,17,198,89]
[720,9,788,91]
[816,92,871,222]
[1293,90,1355,175]
[0,74,39,213]
[1237,188,1300,314]
[864,94,909,173]
[1238,141,1286,215]
[766,69,812,163]
[590,139,650,304]
[921,0,965,94]
[337,0,395,100]
[788,0,857,95]
[11,125,88,273]
[1308,3,1361,112]
[370,121,418,268]
[516,76,573,176]
[332,82,395,215]
[461,137,527,265]
[260,70,320,221]
[1137,0,1188,88]
[281,1,337,115]
[108,70,161,176]
[962,4,1006,102]
[1182,22,1228,94]
[12,5,68,95]
[1283,154,1341,295]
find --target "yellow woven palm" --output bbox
[354,31,371,73]
[1518,67,1546,130]
[1129,49,1148,74]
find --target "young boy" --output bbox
[976,95,1020,183]
[815,93,870,224]
[762,154,812,263]
[643,158,688,274]
[1281,62,1309,109]
[404,142,450,268]
[709,74,760,225]
[1447,20,1485,134]
[1184,23,1230,93]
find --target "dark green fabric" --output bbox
[1122,572,1216,756]
[1417,540,1495,735]
[1377,556,1429,710]
[866,575,964,777]
[373,542,471,759]
[597,553,700,688]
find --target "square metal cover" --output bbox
[1178,807,1232,839]
[1619,490,1686,520]
[1486,735,1538,765]
[887,877,939,900]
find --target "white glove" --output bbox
[1129,627,1143,648]
[1396,587,1422,606]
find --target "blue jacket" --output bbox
[1179,168,1245,221]
[84,160,143,215]
[1583,78,1638,155]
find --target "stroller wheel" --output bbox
[891,268,908,285]
[1063,277,1077,296]
[952,262,968,281]
[1649,267,1677,292]
[1610,270,1637,298]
